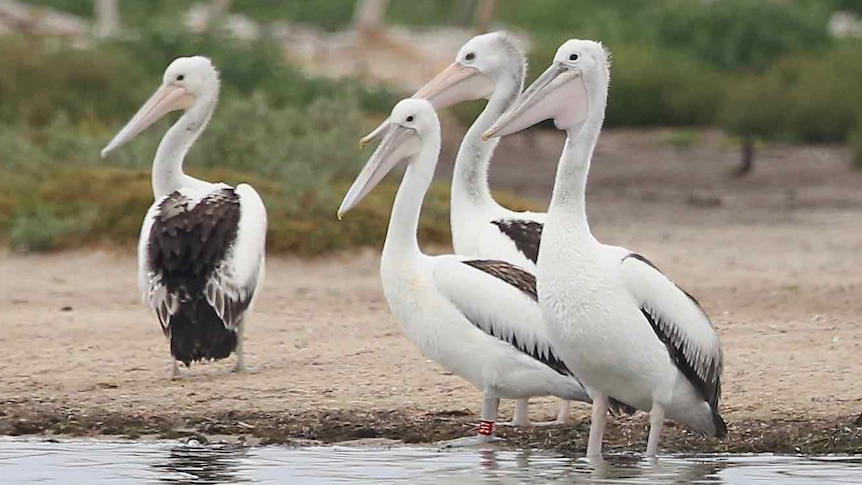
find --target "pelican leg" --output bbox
[646,402,665,457]
[436,394,501,448]
[478,395,501,443]
[555,400,572,425]
[507,398,570,427]
[232,324,246,373]
[171,359,180,379]
[586,393,609,458]
[506,399,530,427]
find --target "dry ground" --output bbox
[2,129,862,453]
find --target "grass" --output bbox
[664,129,702,150]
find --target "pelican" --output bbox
[484,40,726,457]
[340,98,590,443]
[101,56,267,378]
[361,32,574,426]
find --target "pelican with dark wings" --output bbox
[102,56,267,378]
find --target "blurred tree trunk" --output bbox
[734,134,755,177]
[94,0,120,38]
[355,0,389,35]
[474,0,498,33]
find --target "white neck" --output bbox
[151,91,217,198]
[383,129,442,259]
[451,70,522,212]
[547,77,608,240]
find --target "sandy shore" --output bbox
[2,129,862,453]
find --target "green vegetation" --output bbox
[0,165,462,254]
[0,30,538,253]
[4,1,862,253]
[720,42,862,144]
[25,0,862,144]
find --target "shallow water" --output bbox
[2,438,862,484]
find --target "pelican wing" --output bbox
[432,257,570,376]
[621,253,723,408]
[139,184,267,333]
[490,217,544,264]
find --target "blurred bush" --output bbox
[605,44,724,127]
[649,0,832,72]
[720,42,862,144]
[0,37,148,126]
[0,27,488,253]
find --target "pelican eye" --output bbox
[406,115,414,122]
[465,52,476,61]
[177,74,185,81]
[569,54,579,61]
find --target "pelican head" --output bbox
[483,39,609,140]
[339,99,437,218]
[101,56,220,157]
[359,31,524,148]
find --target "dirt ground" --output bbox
[2,128,862,454]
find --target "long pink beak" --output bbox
[359,62,492,148]
[101,84,194,157]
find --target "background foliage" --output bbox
[3,0,861,251]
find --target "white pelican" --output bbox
[101,56,267,378]
[361,32,576,426]
[484,40,726,457]
[339,98,590,443]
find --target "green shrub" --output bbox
[0,165,477,255]
[0,27,399,130]
[606,44,724,127]
[719,74,786,142]
[103,24,401,114]
[721,43,862,144]
[9,207,88,252]
[0,37,148,126]
[521,39,724,128]
[651,0,832,72]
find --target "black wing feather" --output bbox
[624,253,724,431]
[146,188,253,364]
[462,259,636,415]
[491,219,543,264]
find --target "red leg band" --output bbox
[478,419,494,436]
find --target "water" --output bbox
[2,438,861,484]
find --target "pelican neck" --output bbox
[451,70,522,211]
[546,80,608,241]
[151,91,218,198]
[382,130,442,259]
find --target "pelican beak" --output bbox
[414,61,493,108]
[101,84,195,157]
[483,63,585,140]
[359,117,390,149]
[359,62,492,148]
[339,124,419,219]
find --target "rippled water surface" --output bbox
[2,438,862,484]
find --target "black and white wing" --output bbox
[621,253,723,409]
[138,183,267,333]
[432,257,571,376]
[490,218,544,265]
